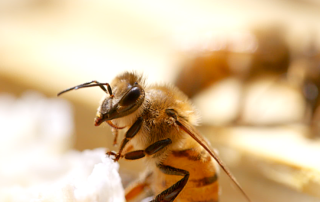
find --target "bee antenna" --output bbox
[57,80,113,96]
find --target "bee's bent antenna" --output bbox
[57,80,112,96]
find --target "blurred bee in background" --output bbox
[58,72,251,202]
[175,26,320,137]
[175,27,290,98]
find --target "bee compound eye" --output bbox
[118,86,141,106]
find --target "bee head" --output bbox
[94,72,145,126]
[57,72,145,126]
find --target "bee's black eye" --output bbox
[119,86,141,106]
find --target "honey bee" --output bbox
[58,72,251,202]
[176,27,290,99]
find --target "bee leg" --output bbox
[125,171,153,202]
[107,117,143,162]
[151,164,189,202]
[111,127,119,146]
[124,138,172,160]
[106,120,126,146]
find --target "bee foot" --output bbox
[106,151,121,162]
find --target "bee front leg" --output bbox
[124,138,172,160]
[107,117,143,162]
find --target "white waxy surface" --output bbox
[0,92,125,202]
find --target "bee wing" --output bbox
[176,118,251,202]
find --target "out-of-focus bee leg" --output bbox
[107,117,143,162]
[111,127,119,146]
[125,172,153,202]
[106,120,126,146]
[124,138,172,160]
[151,164,189,202]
